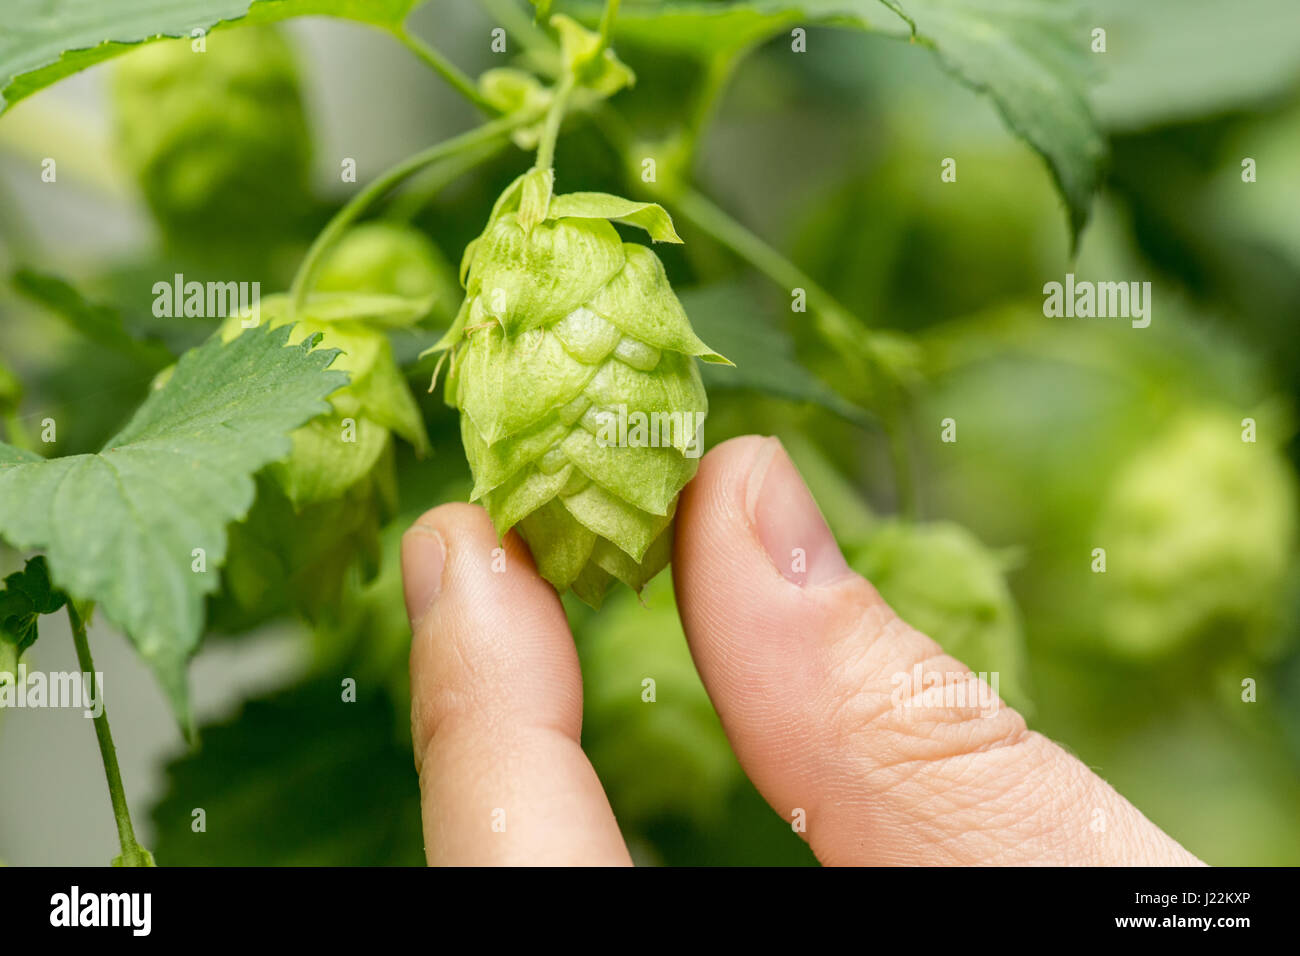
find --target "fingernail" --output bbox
[746,437,851,587]
[402,523,446,624]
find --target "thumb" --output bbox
[673,435,1202,866]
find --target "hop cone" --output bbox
[111,25,311,246]
[434,172,728,606]
[1093,411,1296,658]
[848,520,1030,708]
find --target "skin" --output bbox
[402,435,1204,866]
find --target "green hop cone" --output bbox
[1093,410,1297,658]
[315,222,460,322]
[432,171,729,606]
[212,293,428,625]
[578,576,739,827]
[848,520,1031,708]
[111,25,311,248]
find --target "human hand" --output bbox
[401,435,1203,866]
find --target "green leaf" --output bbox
[12,269,174,370]
[884,0,1105,242]
[149,678,425,865]
[580,0,1104,241]
[222,295,433,459]
[0,324,347,734]
[0,555,68,659]
[678,283,869,423]
[0,0,423,113]
[1086,0,1300,130]
[575,0,812,57]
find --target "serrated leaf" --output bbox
[0,0,423,113]
[222,297,432,458]
[0,324,347,735]
[580,0,1104,241]
[0,555,68,658]
[885,0,1105,242]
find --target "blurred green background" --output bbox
[1,0,1298,865]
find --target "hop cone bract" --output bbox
[435,174,728,606]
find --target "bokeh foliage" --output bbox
[1,0,1298,865]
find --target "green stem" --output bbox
[68,603,154,867]
[885,418,918,519]
[480,0,556,60]
[394,28,497,113]
[674,187,919,515]
[597,0,622,48]
[387,140,509,222]
[289,113,536,315]
[674,188,868,362]
[681,53,737,157]
[534,72,575,171]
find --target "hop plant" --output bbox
[848,520,1031,707]
[315,222,460,316]
[577,577,740,827]
[212,291,430,624]
[431,170,728,606]
[1093,411,1297,658]
[111,25,311,247]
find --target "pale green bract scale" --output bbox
[430,175,731,606]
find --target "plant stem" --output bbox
[394,28,497,113]
[884,418,918,519]
[674,188,870,363]
[68,603,154,867]
[480,0,556,61]
[597,0,622,48]
[387,140,509,222]
[534,73,575,171]
[290,112,537,315]
[673,187,919,515]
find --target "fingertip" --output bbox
[401,503,629,865]
[405,502,578,765]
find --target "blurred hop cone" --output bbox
[1094,410,1297,658]
[430,169,729,606]
[111,25,311,247]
